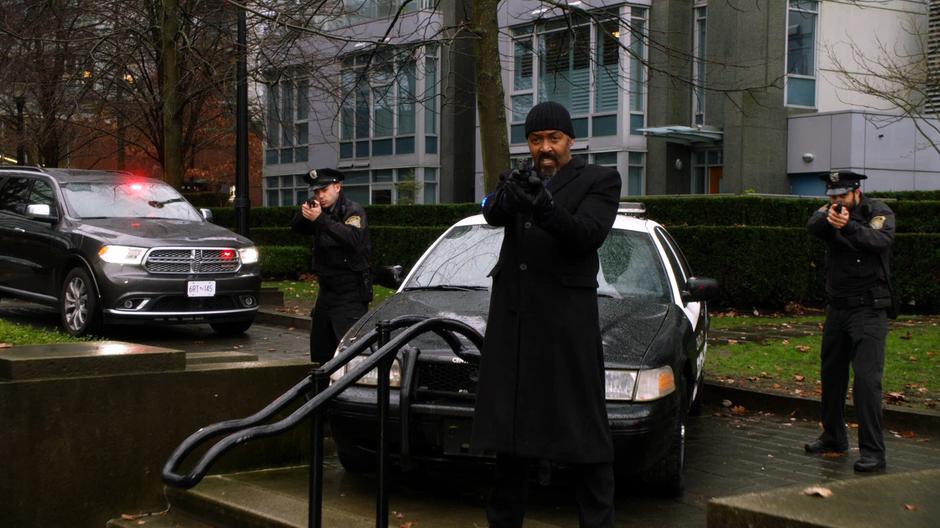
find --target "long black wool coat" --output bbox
[470,157,621,464]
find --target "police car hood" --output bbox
[75,218,253,248]
[342,290,669,365]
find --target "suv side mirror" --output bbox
[26,203,57,223]
[199,208,214,222]
[681,276,719,303]
[374,265,404,289]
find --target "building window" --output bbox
[627,152,645,196]
[339,47,429,159]
[343,0,419,24]
[424,45,439,154]
[508,6,646,144]
[629,8,647,134]
[692,5,707,125]
[692,149,723,194]
[264,174,309,207]
[786,0,818,107]
[335,167,435,205]
[265,78,309,165]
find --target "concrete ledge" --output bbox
[0,341,184,380]
[703,380,940,438]
[187,351,259,365]
[707,468,939,527]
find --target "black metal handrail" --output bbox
[162,315,483,528]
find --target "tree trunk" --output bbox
[471,0,509,194]
[161,0,183,188]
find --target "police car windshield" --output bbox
[404,223,671,302]
[61,180,202,221]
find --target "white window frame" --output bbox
[784,0,819,108]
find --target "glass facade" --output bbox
[509,6,647,144]
[264,78,309,165]
[786,0,818,107]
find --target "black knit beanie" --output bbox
[524,101,575,139]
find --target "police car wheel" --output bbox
[643,386,686,497]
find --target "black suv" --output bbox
[0,167,261,336]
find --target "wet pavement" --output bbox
[165,409,940,527]
[0,299,310,361]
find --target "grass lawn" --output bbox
[0,318,96,346]
[707,314,940,411]
[263,279,397,315]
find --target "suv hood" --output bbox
[74,218,253,247]
[344,290,670,366]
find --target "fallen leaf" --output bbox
[727,339,739,345]
[795,345,812,353]
[747,376,759,382]
[802,486,833,498]
[772,383,782,389]
[730,405,747,415]
[899,431,917,438]
[794,375,806,382]
[753,309,760,316]
[885,392,907,403]
[721,399,733,408]
[782,339,790,345]
[821,452,845,459]
[900,331,912,340]
[0,343,12,349]
[904,504,918,511]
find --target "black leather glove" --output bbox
[494,173,531,214]
[522,179,554,220]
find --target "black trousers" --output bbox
[486,454,615,528]
[309,286,368,364]
[819,305,888,460]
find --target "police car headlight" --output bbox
[605,366,676,401]
[633,366,676,402]
[605,369,638,401]
[98,245,146,265]
[330,355,401,388]
[238,246,259,265]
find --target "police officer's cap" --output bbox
[820,170,867,196]
[305,168,344,190]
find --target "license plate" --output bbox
[187,281,216,297]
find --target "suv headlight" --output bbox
[330,355,401,388]
[98,245,146,265]
[605,366,676,402]
[239,246,259,265]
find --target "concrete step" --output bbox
[186,351,258,365]
[106,510,216,528]
[163,467,377,528]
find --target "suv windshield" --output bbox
[404,224,671,302]
[61,180,202,221]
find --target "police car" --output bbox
[328,204,717,495]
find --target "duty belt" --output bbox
[828,294,873,308]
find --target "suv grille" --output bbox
[144,248,240,274]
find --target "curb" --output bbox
[703,379,940,438]
[256,307,940,439]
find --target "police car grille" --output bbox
[414,361,477,399]
[144,248,240,274]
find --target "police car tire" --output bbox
[643,387,686,497]
[210,320,253,336]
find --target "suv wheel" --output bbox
[210,320,253,336]
[61,267,101,337]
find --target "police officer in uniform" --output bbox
[291,168,372,364]
[472,101,621,527]
[805,170,895,473]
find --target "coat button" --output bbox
[524,221,532,229]
[519,263,528,271]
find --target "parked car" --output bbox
[0,166,261,336]
[327,205,718,494]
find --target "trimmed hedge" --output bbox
[869,190,940,201]
[258,245,310,278]
[211,197,940,232]
[671,227,939,310]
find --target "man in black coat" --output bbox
[471,101,621,528]
[291,168,372,364]
[805,170,895,473]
